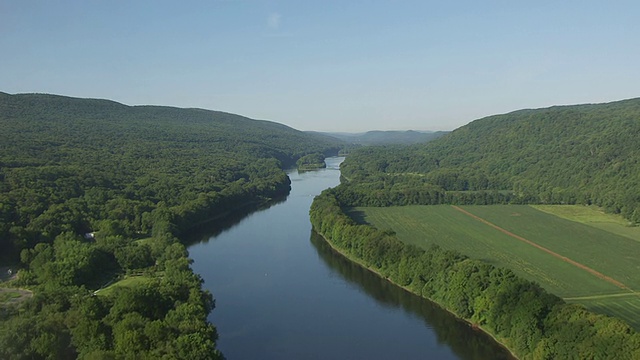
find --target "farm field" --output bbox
[531,205,640,243]
[564,293,640,330]
[350,204,640,330]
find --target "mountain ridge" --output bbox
[341,96,640,222]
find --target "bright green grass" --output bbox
[532,205,640,243]
[96,275,153,297]
[0,288,32,306]
[457,205,640,290]
[0,291,21,303]
[352,205,640,330]
[351,205,629,297]
[134,237,153,245]
[566,294,640,330]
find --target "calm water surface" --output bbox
[188,157,513,360]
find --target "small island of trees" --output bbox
[296,153,326,170]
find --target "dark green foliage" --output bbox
[0,92,341,259]
[0,91,341,358]
[310,189,640,359]
[296,153,326,170]
[340,98,640,223]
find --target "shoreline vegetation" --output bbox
[0,172,295,359]
[315,97,640,358]
[310,188,640,359]
[0,92,343,359]
[312,229,518,359]
[296,153,327,171]
[353,204,640,331]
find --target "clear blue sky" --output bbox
[2,1,639,132]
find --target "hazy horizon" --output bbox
[2,1,639,132]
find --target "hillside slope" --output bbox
[0,92,341,358]
[0,92,341,168]
[341,98,640,222]
[0,92,342,257]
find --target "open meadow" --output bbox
[350,204,640,330]
[94,275,154,297]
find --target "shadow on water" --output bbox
[309,231,515,360]
[182,196,288,246]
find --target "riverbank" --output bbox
[309,187,640,359]
[189,159,515,359]
[312,230,518,360]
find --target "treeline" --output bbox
[332,174,517,207]
[309,232,514,359]
[310,189,640,359]
[0,92,342,358]
[340,98,640,223]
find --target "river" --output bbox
[188,157,513,359]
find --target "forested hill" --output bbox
[0,91,342,258]
[0,92,341,358]
[341,98,640,223]
[0,92,341,168]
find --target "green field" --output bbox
[0,291,21,303]
[532,205,640,243]
[95,275,154,297]
[351,204,640,330]
[0,288,32,306]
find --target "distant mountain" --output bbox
[0,92,343,167]
[308,130,448,145]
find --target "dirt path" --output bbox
[564,292,639,301]
[450,205,633,292]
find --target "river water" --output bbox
[188,157,513,360]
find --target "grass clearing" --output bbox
[95,275,154,297]
[351,204,640,330]
[0,288,33,306]
[0,291,21,302]
[134,237,153,245]
[532,205,640,243]
[566,295,640,330]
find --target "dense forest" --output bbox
[0,92,342,359]
[310,98,640,358]
[339,98,640,223]
[296,153,326,170]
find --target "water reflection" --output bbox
[309,231,515,360]
[182,196,288,246]
[187,158,516,359]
